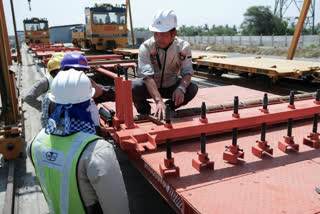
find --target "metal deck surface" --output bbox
[141,119,319,213]
[100,85,320,213]
[196,57,320,79]
[103,86,279,116]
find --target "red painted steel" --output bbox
[192,153,214,172]
[99,86,320,213]
[35,51,84,59]
[139,120,320,214]
[100,63,136,70]
[95,67,119,79]
[28,42,64,48]
[278,136,299,152]
[252,140,273,158]
[31,47,81,52]
[159,158,180,178]
[86,54,123,61]
[107,98,320,152]
[303,132,320,148]
[223,145,244,163]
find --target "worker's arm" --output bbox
[89,79,103,99]
[172,40,194,106]
[78,139,130,214]
[172,73,192,106]
[144,77,166,118]
[23,78,49,111]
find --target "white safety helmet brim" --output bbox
[48,89,95,105]
[149,24,174,33]
[48,69,95,105]
[149,9,177,32]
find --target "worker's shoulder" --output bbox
[175,37,191,50]
[140,37,155,50]
[82,138,115,157]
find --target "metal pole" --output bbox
[127,0,135,48]
[0,0,12,65]
[0,0,16,124]
[287,0,311,59]
[10,0,21,64]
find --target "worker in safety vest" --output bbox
[24,52,67,112]
[28,69,129,214]
[131,9,198,118]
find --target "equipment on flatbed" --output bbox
[72,3,130,51]
[23,17,50,44]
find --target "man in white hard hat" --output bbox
[28,69,129,214]
[132,9,198,118]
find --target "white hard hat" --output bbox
[149,9,177,32]
[48,69,95,104]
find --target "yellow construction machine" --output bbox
[23,17,50,44]
[72,1,134,51]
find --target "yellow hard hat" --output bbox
[51,52,67,58]
[47,52,67,73]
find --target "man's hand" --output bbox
[155,100,166,120]
[90,79,103,98]
[172,87,185,106]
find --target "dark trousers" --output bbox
[131,78,198,114]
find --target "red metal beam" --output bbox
[86,54,123,61]
[103,98,320,152]
[31,47,81,52]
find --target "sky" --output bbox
[2,0,318,35]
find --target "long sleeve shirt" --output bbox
[24,77,49,111]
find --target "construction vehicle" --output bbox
[23,17,50,44]
[72,3,128,51]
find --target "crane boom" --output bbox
[287,0,311,60]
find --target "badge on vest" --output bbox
[41,147,65,171]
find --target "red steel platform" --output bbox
[140,120,319,213]
[100,84,320,214]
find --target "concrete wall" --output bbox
[180,34,320,48]
[131,31,320,48]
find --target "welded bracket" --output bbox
[278,136,299,152]
[252,140,273,158]
[192,153,214,172]
[303,132,320,148]
[223,145,244,164]
[159,158,180,178]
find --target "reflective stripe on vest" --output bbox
[31,129,100,214]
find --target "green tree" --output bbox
[241,6,287,35]
[134,27,148,31]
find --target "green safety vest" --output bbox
[31,129,100,214]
